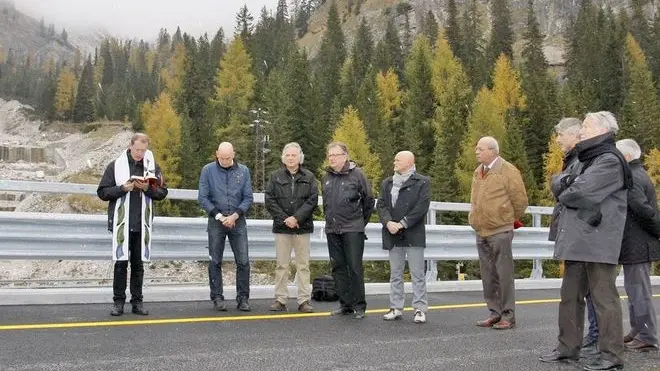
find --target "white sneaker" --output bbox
[383,308,403,321]
[413,310,426,324]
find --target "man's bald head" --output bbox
[393,151,416,174]
[475,136,499,165]
[216,142,235,167]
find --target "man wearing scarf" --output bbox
[97,133,168,316]
[540,112,632,371]
[377,151,430,324]
[470,136,529,331]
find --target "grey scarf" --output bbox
[391,165,415,206]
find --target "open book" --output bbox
[131,174,159,186]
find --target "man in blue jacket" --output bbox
[198,142,254,312]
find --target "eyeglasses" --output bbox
[327,153,345,159]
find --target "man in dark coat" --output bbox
[377,151,430,324]
[322,142,374,319]
[264,142,318,313]
[615,139,659,352]
[540,111,632,371]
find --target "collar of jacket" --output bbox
[564,148,578,169]
[277,166,306,178]
[215,160,239,171]
[386,172,422,188]
[475,157,504,175]
[629,159,643,169]
[325,161,356,175]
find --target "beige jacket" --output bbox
[469,158,529,237]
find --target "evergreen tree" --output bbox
[235,5,254,46]
[315,2,346,128]
[630,0,651,51]
[521,0,560,183]
[430,32,471,203]
[374,16,403,76]
[445,0,462,58]
[422,10,439,46]
[72,57,96,123]
[54,66,76,121]
[210,28,226,69]
[341,17,373,107]
[649,5,660,92]
[598,7,625,114]
[402,35,436,174]
[487,0,514,71]
[375,68,404,171]
[620,33,660,151]
[459,0,487,90]
[143,92,182,188]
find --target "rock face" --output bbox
[298,0,649,62]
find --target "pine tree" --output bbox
[521,0,561,183]
[422,11,439,46]
[630,0,651,51]
[54,66,76,121]
[72,57,96,123]
[210,28,226,69]
[430,32,471,203]
[487,0,514,71]
[235,5,254,46]
[455,87,504,201]
[143,92,182,187]
[402,35,436,174]
[620,33,660,151]
[374,16,403,76]
[329,106,382,192]
[598,7,625,114]
[445,0,462,58]
[650,5,660,92]
[315,1,346,127]
[459,0,487,90]
[375,68,404,171]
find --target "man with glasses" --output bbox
[322,142,374,319]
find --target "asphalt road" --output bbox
[1,288,659,371]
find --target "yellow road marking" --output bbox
[1,294,658,331]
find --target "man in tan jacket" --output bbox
[470,136,528,330]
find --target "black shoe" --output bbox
[110,301,124,316]
[582,358,624,370]
[131,302,149,316]
[539,350,578,363]
[237,299,251,312]
[331,307,354,316]
[213,298,227,312]
[353,310,365,319]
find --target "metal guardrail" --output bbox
[0,180,555,280]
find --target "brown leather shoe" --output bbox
[475,317,501,327]
[625,339,659,352]
[492,320,515,330]
[623,334,634,343]
[298,301,314,313]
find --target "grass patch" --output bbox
[63,168,102,184]
[67,195,106,214]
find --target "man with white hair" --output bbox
[613,139,659,352]
[540,112,632,370]
[470,136,528,330]
[198,142,254,312]
[264,142,318,313]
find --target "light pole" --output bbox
[249,108,270,192]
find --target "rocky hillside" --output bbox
[298,0,652,64]
[0,0,107,64]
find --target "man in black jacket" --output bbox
[322,142,374,319]
[615,139,659,352]
[97,133,168,316]
[265,142,318,313]
[377,151,430,324]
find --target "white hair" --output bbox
[616,139,642,160]
[481,136,499,154]
[281,142,304,164]
[584,111,619,134]
[555,117,582,135]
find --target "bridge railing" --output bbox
[0,180,555,281]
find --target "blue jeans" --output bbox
[207,217,250,302]
[585,293,599,343]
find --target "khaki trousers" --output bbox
[274,233,311,305]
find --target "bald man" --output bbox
[198,142,254,312]
[377,151,430,324]
[470,136,528,330]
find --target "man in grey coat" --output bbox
[539,111,632,371]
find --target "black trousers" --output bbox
[113,232,144,304]
[327,232,366,311]
[557,261,623,364]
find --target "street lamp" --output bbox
[249,108,270,192]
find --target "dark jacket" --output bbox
[619,159,660,265]
[264,166,318,234]
[549,148,580,241]
[322,161,374,234]
[198,161,253,219]
[551,133,631,265]
[97,150,168,232]
[377,172,430,250]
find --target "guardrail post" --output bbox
[529,212,544,280]
[425,210,438,282]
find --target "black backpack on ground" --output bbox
[312,275,339,302]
